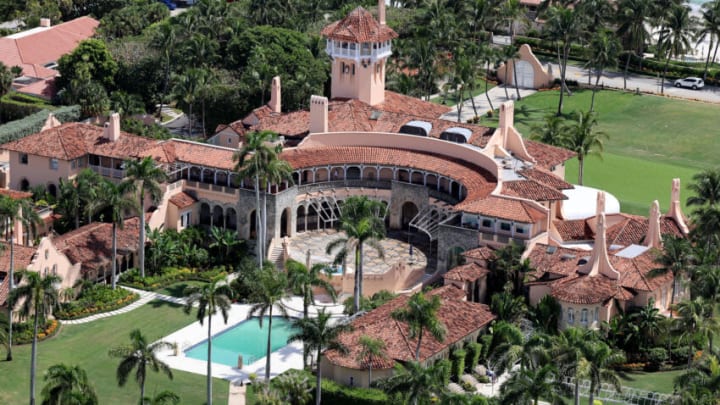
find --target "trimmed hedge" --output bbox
[119,266,228,290]
[466,342,482,372]
[451,348,466,381]
[55,285,139,320]
[0,105,81,143]
[13,319,60,345]
[261,370,388,405]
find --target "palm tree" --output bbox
[584,341,626,405]
[248,264,289,381]
[499,364,563,405]
[530,114,567,146]
[391,292,446,361]
[124,157,167,279]
[357,335,388,385]
[674,355,720,403]
[550,327,597,405]
[544,6,585,115]
[9,271,61,405]
[56,169,100,230]
[657,4,694,94]
[587,29,621,112]
[562,110,609,185]
[0,62,12,97]
[40,363,98,405]
[380,360,450,405]
[272,370,312,405]
[88,180,138,290]
[171,69,205,135]
[142,390,180,405]
[183,280,233,405]
[528,295,562,335]
[616,0,653,89]
[674,297,720,368]
[108,329,174,404]
[208,226,241,265]
[650,235,694,304]
[696,0,720,81]
[287,309,351,405]
[629,300,664,350]
[490,291,527,324]
[150,21,177,118]
[688,168,720,208]
[233,130,283,265]
[326,196,386,314]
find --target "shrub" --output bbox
[12,319,59,344]
[465,342,482,371]
[476,375,490,384]
[267,369,387,405]
[55,284,138,320]
[460,380,475,392]
[119,266,227,290]
[451,348,467,380]
[437,359,452,386]
[0,105,81,142]
[670,346,693,365]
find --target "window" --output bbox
[180,211,191,228]
[515,225,526,234]
[594,307,599,322]
[52,264,57,275]
[71,160,76,169]
[50,158,58,170]
[661,288,667,308]
[500,222,511,232]
[44,249,49,259]
[580,309,588,325]
[20,154,28,164]
[481,219,493,228]
[567,308,575,324]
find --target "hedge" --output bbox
[12,319,60,345]
[0,105,81,143]
[262,369,388,405]
[55,286,139,320]
[119,266,228,290]
[451,348,467,381]
[466,342,482,372]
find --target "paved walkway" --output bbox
[60,287,185,325]
[439,86,537,123]
[228,383,246,405]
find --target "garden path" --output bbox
[60,287,185,325]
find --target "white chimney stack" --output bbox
[378,0,386,25]
[667,178,690,235]
[646,200,662,249]
[269,76,281,113]
[40,18,51,27]
[578,192,620,280]
[309,95,328,134]
[104,113,121,142]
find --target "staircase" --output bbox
[268,241,285,270]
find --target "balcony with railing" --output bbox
[326,39,392,62]
[89,165,125,179]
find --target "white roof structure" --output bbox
[561,185,620,220]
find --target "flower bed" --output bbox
[13,319,60,344]
[55,285,139,320]
[119,266,228,290]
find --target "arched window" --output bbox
[199,203,211,225]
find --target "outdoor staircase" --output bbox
[268,241,285,270]
[409,201,452,241]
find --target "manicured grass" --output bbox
[618,370,683,394]
[155,280,207,298]
[431,79,496,106]
[564,154,698,216]
[0,300,228,404]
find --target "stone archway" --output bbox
[280,207,291,238]
[401,201,419,231]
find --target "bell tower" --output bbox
[321,0,398,105]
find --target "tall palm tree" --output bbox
[674,297,720,368]
[150,21,177,118]
[171,68,206,135]
[688,168,720,208]
[88,180,138,290]
[587,29,621,112]
[674,355,720,403]
[183,280,233,405]
[391,292,446,361]
[584,341,626,405]
[499,364,563,405]
[696,0,720,81]
[657,4,694,94]
[9,271,62,405]
[380,360,450,405]
[326,196,386,314]
[544,6,585,116]
[248,264,289,381]
[629,300,664,350]
[550,327,598,405]
[287,309,350,405]
[56,168,100,230]
[40,363,98,405]
[357,335,388,384]
[530,114,567,146]
[490,291,527,324]
[616,0,653,89]
[650,235,694,304]
[0,194,28,361]
[124,157,167,278]
[108,329,174,404]
[233,130,283,265]
[562,110,609,185]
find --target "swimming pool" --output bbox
[184,316,295,366]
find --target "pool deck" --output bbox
[156,296,345,384]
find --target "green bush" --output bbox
[466,342,482,371]
[266,369,387,405]
[55,285,138,320]
[452,348,467,380]
[0,105,80,142]
[476,375,490,384]
[12,318,59,344]
[670,346,693,365]
[119,266,228,290]
[437,359,452,386]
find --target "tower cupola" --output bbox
[321,1,398,105]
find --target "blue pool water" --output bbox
[184,316,295,366]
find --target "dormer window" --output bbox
[399,120,432,137]
[440,127,472,144]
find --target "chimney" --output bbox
[646,200,662,249]
[309,95,328,134]
[498,101,514,134]
[40,18,51,27]
[596,189,606,216]
[40,113,61,132]
[378,0,386,25]
[578,192,620,280]
[667,178,690,235]
[269,76,281,113]
[104,112,121,142]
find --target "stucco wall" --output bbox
[496,44,554,89]
[7,151,79,192]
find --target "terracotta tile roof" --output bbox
[462,246,496,262]
[0,242,38,306]
[169,192,197,209]
[154,140,236,170]
[517,167,574,190]
[324,285,495,370]
[52,218,140,275]
[281,146,496,205]
[321,7,398,42]
[0,189,33,200]
[553,214,685,245]
[501,179,568,201]
[456,195,546,223]
[553,219,593,241]
[524,140,576,170]
[1,17,98,98]
[550,273,634,304]
[1,123,159,161]
[444,262,489,282]
[527,244,589,278]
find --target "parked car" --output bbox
[159,0,177,10]
[674,77,704,90]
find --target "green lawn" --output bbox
[509,89,720,215]
[618,370,683,393]
[156,280,207,298]
[0,300,228,404]
[431,79,496,106]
